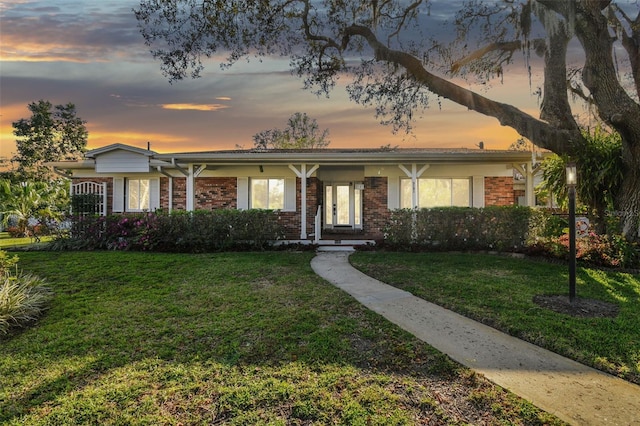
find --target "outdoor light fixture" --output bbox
[566,162,577,186]
[566,162,577,303]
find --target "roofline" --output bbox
[85,143,156,158]
[155,150,546,165]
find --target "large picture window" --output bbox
[401,178,470,208]
[250,178,285,209]
[127,179,150,211]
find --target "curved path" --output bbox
[311,251,640,426]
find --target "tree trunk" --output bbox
[617,142,640,241]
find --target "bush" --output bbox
[385,206,534,252]
[383,206,640,269]
[530,232,640,268]
[61,209,285,252]
[0,271,52,334]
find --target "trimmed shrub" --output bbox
[0,272,52,334]
[61,209,285,252]
[385,206,534,252]
[383,206,639,268]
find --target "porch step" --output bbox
[316,239,376,246]
[317,245,356,252]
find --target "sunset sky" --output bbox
[1,0,552,160]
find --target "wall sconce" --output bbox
[259,165,264,173]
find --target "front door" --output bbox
[324,183,362,230]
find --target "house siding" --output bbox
[484,176,516,206]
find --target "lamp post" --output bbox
[566,162,577,304]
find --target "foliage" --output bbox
[384,206,535,252]
[0,251,562,425]
[253,112,330,149]
[383,206,640,268]
[0,250,19,278]
[71,193,103,216]
[351,251,640,383]
[0,179,69,238]
[540,127,624,233]
[529,232,640,269]
[59,209,285,252]
[134,1,640,240]
[11,100,88,181]
[0,250,51,335]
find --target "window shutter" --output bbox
[149,178,160,211]
[237,177,249,210]
[387,176,399,210]
[284,177,296,211]
[113,177,124,212]
[472,176,485,207]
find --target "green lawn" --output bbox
[350,251,640,384]
[0,232,53,249]
[0,251,563,425]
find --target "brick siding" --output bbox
[363,177,388,239]
[484,176,516,206]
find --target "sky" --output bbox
[0,0,546,161]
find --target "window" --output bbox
[401,178,470,208]
[250,178,284,209]
[127,179,150,211]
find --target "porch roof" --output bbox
[154,147,544,165]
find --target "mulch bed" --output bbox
[533,294,619,318]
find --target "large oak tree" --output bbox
[135,0,640,239]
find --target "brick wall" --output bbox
[194,177,237,210]
[484,176,516,206]
[363,177,388,239]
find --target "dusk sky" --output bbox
[1,0,552,160]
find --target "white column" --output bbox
[186,164,194,211]
[300,164,307,239]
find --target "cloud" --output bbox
[1,1,144,63]
[161,103,230,112]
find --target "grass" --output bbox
[350,251,640,384]
[0,232,53,249]
[0,251,564,425]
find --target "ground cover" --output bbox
[350,252,640,384]
[0,251,564,425]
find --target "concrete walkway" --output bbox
[311,251,640,426]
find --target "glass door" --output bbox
[324,183,362,229]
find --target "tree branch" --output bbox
[343,24,581,154]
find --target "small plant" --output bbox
[0,249,52,334]
[0,272,52,334]
[0,250,19,277]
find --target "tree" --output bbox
[0,179,69,238]
[253,113,330,150]
[541,127,624,234]
[12,100,88,181]
[135,0,640,239]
